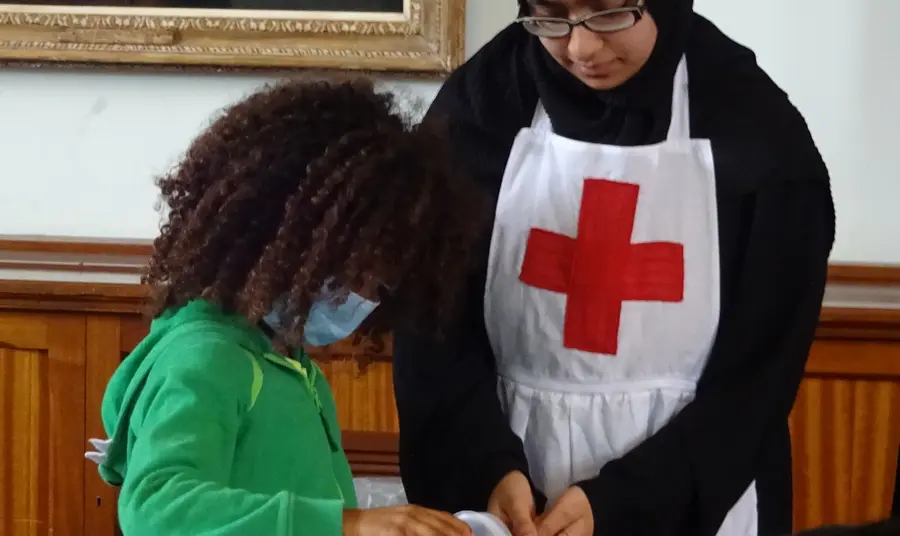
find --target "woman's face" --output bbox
[531,0,658,90]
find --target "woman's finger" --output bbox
[536,504,575,536]
[487,502,509,526]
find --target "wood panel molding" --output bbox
[0,280,148,314]
[817,308,900,342]
[828,263,900,286]
[2,236,900,285]
[0,236,150,274]
[343,432,400,476]
[0,236,153,257]
[0,278,897,340]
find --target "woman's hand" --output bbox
[536,487,593,536]
[487,471,538,536]
[343,505,473,536]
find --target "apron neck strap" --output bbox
[665,55,690,141]
[530,100,551,132]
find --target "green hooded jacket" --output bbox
[99,300,357,536]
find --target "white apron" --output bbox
[483,57,758,536]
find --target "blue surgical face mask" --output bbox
[263,289,379,347]
[303,291,378,347]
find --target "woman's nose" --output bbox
[568,25,605,63]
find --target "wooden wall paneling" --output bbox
[313,340,400,476]
[84,315,124,536]
[312,336,398,434]
[117,315,148,355]
[0,311,86,536]
[3,237,900,528]
[317,358,398,432]
[791,338,900,530]
[47,315,88,536]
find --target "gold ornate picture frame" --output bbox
[0,0,464,73]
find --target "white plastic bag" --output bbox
[352,477,408,509]
[455,511,512,536]
[85,437,111,465]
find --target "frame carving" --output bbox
[0,0,465,73]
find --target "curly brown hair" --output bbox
[144,77,487,347]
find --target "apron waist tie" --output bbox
[498,367,697,395]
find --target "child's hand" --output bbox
[344,505,473,536]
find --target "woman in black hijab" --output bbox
[393,1,835,536]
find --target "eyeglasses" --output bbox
[516,0,646,38]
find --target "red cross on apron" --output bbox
[518,178,685,355]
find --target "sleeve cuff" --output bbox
[575,458,692,536]
[575,464,632,535]
[285,493,344,536]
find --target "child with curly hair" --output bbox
[94,78,484,536]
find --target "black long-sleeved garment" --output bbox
[893,448,899,517]
[393,3,835,535]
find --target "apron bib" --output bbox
[483,57,758,536]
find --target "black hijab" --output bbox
[426,0,827,197]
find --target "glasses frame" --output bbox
[516,0,647,38]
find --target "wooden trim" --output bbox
[0,253,147,275]
[2,236,899,286]
[343,431,400,476]
[0,280,148,314]
[828,263,900,285]
[0,282,897,340]
[0,236,150,274]
[806,339,900,378]
[0,236,153,257]
[0,237,899,340]
[0,261,142,274]
[817,307,900,341]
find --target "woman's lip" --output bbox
[575,60,617,77]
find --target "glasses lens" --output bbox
[520,18,571,38]
[584,10,638,32]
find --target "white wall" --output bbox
[0,0,897,263]
[693,0,900,263]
